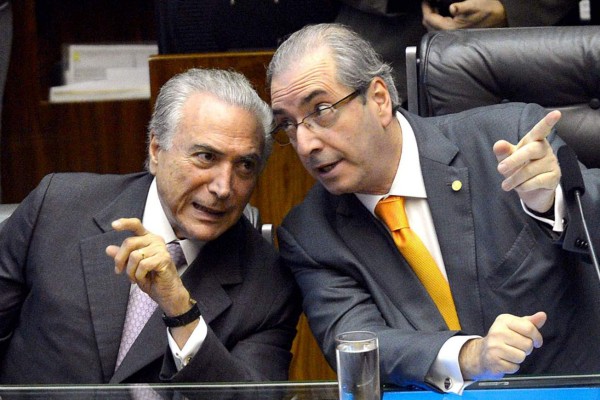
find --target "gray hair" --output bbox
[266,23,399,109]
[148,68,274,169]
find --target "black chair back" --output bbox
[406,26,600,168]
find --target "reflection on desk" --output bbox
[1,375,600,399]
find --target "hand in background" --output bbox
[493,110,562,214]
[459,312,547,380]
[422,0,507,31]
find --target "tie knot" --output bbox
[375,196,409,231]
[167,241,186,270]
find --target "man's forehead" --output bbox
[270,51,343,109]
[272,48,336,87]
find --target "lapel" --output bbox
[405,112,484,333]
[183,220,244,324]
[79,173,153,382]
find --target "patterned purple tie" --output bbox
[115,241,186,370]
[115,284,158,370]
[167,241,186,270]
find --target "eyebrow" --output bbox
[191,143,223,156]
[272,89,328,117]
[191,144,261,163]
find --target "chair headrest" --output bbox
[418,26,600,168]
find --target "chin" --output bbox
[189,227,226,242]
[321,180,354,196]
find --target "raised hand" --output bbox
[422,0,507,31]
[493,110,562,213]
[106,218,191,317]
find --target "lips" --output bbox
[192,202,226,217]
[316,160,340,175]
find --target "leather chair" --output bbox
[405,26,600,168]
[0,203,17,225]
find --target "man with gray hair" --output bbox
[0,68,300,384]
[268,23,600,393]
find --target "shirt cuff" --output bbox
[167,316,208,371]
[521,184,566,232]
[426,335,480,394]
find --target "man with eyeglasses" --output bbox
[267,23,600,393]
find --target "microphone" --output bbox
[558,145,585,200]
[557,145,600,281]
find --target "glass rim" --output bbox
[335,330,378,343]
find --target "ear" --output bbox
[148,132,160,175]
[368,77,395,128]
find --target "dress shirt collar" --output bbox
[142,178,204,269]
[356,111,428,213]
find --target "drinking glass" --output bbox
[335,331,381,400]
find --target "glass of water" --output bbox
[335,331,381,400]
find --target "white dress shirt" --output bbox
[355,112,565,394]
[142,178,207,370]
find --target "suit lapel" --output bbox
[81,230,133,382]
[80,173,153,382]
[408,113,484,332]
[184,222,244,324]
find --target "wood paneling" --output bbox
[2,1,154,203]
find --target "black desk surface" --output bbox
[1,375,600,399]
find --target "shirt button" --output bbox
[451,180,462,191]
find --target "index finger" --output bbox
[517,110,561,148]
[111,217,147,236]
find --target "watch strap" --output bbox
[162,299,201,328]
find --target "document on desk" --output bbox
[49,66,151,103]
[49,43,157,103]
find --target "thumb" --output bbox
[106,244,119,259]
[493,139,514,163]
[525,311,547,330]
[449,2,461,16]
[450,0,472,16]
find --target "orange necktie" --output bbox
[375,196,461,330]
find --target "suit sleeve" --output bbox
[0,174,52,355]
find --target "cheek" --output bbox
[159,164,200,199]
[235,177,258,201]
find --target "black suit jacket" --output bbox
[0,172,300,384]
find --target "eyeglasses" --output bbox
[270,89,362,146]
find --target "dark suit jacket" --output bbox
[0,172,301,384]
[278,103,600,388]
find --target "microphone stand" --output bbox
[573,190,600,281]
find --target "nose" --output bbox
[294,123,323,158]
[207,164,233,200]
